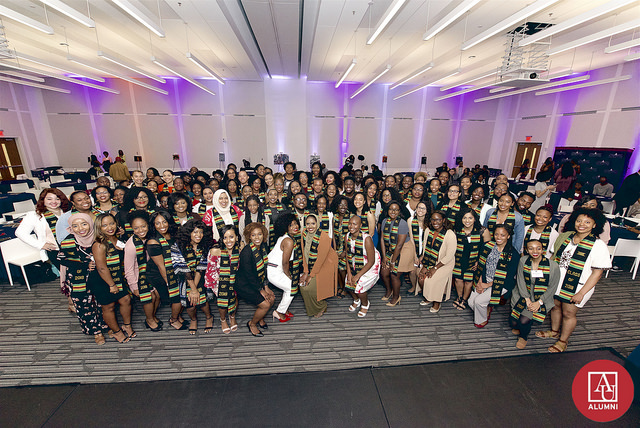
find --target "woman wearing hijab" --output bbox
[202,189,243,243]
[58,213,106,345]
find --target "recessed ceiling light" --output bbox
[468,55,476,59]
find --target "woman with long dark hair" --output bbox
[522,205,559,258]
[168,192,200,226]
[553,161,576,193]
[438,183,464,224]
[117,187,157,240]
[171,219,215,335]
[330,195,354,296]
[379,200,410,306]
[345,215,381,318]
[483,193,525,251]
[194,186,215,216]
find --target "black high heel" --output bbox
[247,321,264,337]
[144,320,162,332]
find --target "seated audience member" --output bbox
[562,181,584,202]
[592,176,613,198]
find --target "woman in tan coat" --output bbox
[418,210,457,313]
[300,214,338,317]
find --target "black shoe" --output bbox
[258,321,268,330]
[247,321,264,337]
[144,320,163,332]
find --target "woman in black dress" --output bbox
[236,222,275,336]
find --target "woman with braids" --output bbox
[58,213,106,345]
[417,210,457,313]
[194,186,215,216]
[268,213,305,323]
[264,188,286,250]
[452,209,491,310]
[468,224,520,328]
[353,192,376,236]
[522,205,558,258]
[202,189,243,244]
[300,214,338,318]
[537,207,610,353]
[482,192,525,251]
[330,195,354,297]
[345,215,380,318]
[123,211,163,332]
[437,183,464,224]
[147,210,185,331]
[168,192,200,226]
[427,178,444,209]
[379,200,410,307]
[238,195,269,244]
[511,239,560,349]
[115,187,157,241]
[403,201,431,294]
[171,219,215,335]
[89,213,133,343]
[205,224,240,334]
[236,222,275,336]
[313,194,333,239]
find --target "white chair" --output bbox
[0,238,42,290]
[605,238,640,280]
[558,204,573,214]
[49,175,66,184]
[10,183,29,193]
[3,199,36,220]
[601,201,614,214]
[57,186,77,198]
[85,182,97,190]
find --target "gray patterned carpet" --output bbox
[1,272,638,387]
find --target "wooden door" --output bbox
[0,138,25,181]
[511,142,542,179]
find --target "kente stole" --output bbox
[553,232,596,303]
[510,257,550,323]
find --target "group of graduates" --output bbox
[15,159,612,353]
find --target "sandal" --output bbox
[122,323,137,338]
[453,297,463,309]
[229,316,238,332]
[457,299,467,310]
[112,329,131,344]
[221,318,231,334]
[169,318,188,331]
[349,299,361,312]
[188,319,197,335]
[204,316,214,333]
[535,330,559,339]
[94,333,106,345]
[548,339,568,353]
[358,302,370,318]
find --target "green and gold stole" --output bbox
[197,203,211,215]
[346,231,366,277]
[184,245,207,305]
[59,237,88,293]
[217,245,240,310]
[475,241,514,305]
[132,235,152,302]
[333,214,350,252]
[382,217,400,274]
[317,212,331,235]
[289,232,303,295]
[428,191,443,207]
[211,207,239,239]
[305,228,322,273]
[403,191,412,203]
[43,210,59,241]
[440,200,462,224]
[158,235,179,299]
[124,207,155,235]
[511,257,550,323]
[410,217,423,257]
[173,213,193,225]
[358,210,370,232]
[553,232,596,302]
[264,204,284,250]
[104,240,125,292]
[524,225,553,254]
[520,210,533,226]
[453,229,482,281]
[421,229,445,269]
[466,201,482,217]
[486,209,516,234]
[250,241,268,285]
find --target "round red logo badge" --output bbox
[572,359,635,422]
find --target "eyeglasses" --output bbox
[135,195,149,200]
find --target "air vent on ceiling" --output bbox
[102,112,124,115]
[190,113,213,116]
[467,119,486,122]
[393,117,413,120]
[621,106,640,112]
[0,107,8,112]
[233,114,255,117]
[314,115,335,118]
[562,110,597,116]
[57,112,80,115]
[355,116,375,119]
[147,112,169,116]
[522,115,547,120]
[431,118,450,121]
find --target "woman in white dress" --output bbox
[537,207,611,353]
[345,215,381,318]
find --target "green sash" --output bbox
[510,257,550,323]
[453,230,482,281]
[382,218,400,274]
[553,232,596,302]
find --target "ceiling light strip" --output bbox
[0,70,44,82]
[366,0,407,45]
[547,19,640,55]
[519,0,636,47]
[15,52,104,82]
[474,75,590,102]
[335,59,356,88]
[186,53,224,84]
[423,0,482,41]
[535,75,631,95]
[152,57,215,96]
[111,0,165,37]
[390,62,433,90]
[625,51,640,61]
[98,51,165,83]
[434,82,496,101]
[39,0,95,28]
[605,37,640,53]
[69,56,166,94]
[0,5,54,34]
[0,74,69,93]
[461,0,560,51]
[488,86,514,93]
[393,69,461,100]
[440,70,497,91]
[350,65,391,99]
